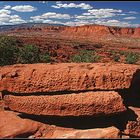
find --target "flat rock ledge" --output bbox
[4,91,126,116]
[0,63,139,93]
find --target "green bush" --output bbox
[40,52,51,63]
[0,36,19,66]
[0,36,51,66]
[125,52,139,64]
[71,50,100,63]
[18,45,41,64]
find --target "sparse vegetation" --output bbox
[40,52,51,63]
[71,50,100,63]
[113,54,120,62]
[0,36,19,66]
[125,52,139,64]
[18,45,40,64]
[0,36,51,66]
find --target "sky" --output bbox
[0,1,140,27]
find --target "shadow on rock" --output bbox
[118,69,140,108]
[18,110,137,132]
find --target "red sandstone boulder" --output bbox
[0,110,43,138]
[0,63,139,93]
[4,91,126,116]
[44,126,120,139]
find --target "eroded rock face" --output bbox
[125,121,140,137]
[44,126,121,139]
[4,91,126,116]
[0,110,43,138]
[0,63,139,93]
[60,25,140,38]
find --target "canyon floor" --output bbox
[0,24,140,139]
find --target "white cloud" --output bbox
[94,19,131,27]
[42,12,71,19]
[11,5,37,12]
[0,7,26,25]
[124,16,136,20]
[42,19,64,25]
[30,12,71,23]
[9,18,26,24]
[0,9,11,14]
[0,15,26,25]
[128,11,138,14]
[76,8,123,20]
[87,9,122,19]
[52,2,93,10]
[75,15,95,20]
[39,1,48,4]
[117,13,126,16]
[3,5,11,10]
[88,9,122,13]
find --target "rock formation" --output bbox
[4,91,126,116]
[0,63,140,138]
[0,63,139,93]
[0,110,43,138]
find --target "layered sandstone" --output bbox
[0,63,139,93]
[4,91,126,116]
[60,25,140,38]
[6,24,140,38]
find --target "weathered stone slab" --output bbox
[4,91,126,116]
[0,63,139,93]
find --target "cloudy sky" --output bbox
[0,1,140,27]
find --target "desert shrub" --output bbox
[0,36,51,66]
[40,52,51,63]
[18,45,40,64]
[71,50,100,63]
[0,36,19,66]
[113,54,120,62]
[125,52,139,64]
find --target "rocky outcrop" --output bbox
[0,110,43,138]
[0,63,139,93]
[60,25,140,38]
[44,126,121,139]
[60,25,111,37]
[1,63,140,138]
[133,27,140,38]
[6,24,140,38]
[4,91,126,116]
